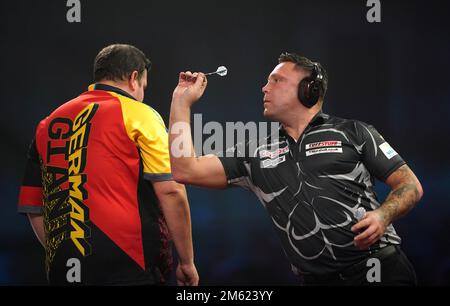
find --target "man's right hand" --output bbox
[172,72,208,106]
[168,70,228,189]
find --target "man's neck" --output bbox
[97,80,132,97]
[282,106,321,141]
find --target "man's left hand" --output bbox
[351,209,389,250]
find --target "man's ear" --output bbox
[129,70,139,91]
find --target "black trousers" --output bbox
[301,245,418,286]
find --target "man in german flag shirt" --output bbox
[18,44,198,285]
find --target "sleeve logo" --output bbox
[379,142,398,159]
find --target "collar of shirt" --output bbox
[279,111,329,139]
[88,83,137,101]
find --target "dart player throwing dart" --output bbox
[168,53,423,286]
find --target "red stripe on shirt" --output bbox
[18,186,43,207]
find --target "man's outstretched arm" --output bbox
[169,71,227,189]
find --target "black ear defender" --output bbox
[298,63,324,108]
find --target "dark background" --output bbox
[1,0,449,285]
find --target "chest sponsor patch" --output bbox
[259,146,289,159]
[305,140,341,150]
[305,147,343,156]
[379,142,398,159]
[261,155,286,168]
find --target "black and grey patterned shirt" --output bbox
[218,111,405,275]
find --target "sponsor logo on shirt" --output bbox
[306,147,343,156]
[379,142,398,159]
[259,145,289,168]
[305,141,342,150]
[305,140,343,156]
[261,155,286,168]
[259,146,290,159]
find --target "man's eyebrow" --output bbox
[268,73,285,81]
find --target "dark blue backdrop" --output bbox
[1,0,449,285]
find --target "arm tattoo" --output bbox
[379,165,421,224]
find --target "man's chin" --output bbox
[263,110,275,120]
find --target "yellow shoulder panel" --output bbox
[112,93,172,181]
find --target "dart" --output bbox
[205,66,228,76]
[354,207,366,221]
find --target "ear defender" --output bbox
[298,63,323,108]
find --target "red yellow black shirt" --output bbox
[18,84,173,285]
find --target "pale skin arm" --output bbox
[351,164,424,249]
[27,214,45,248]
[152,180,199,286]
[169,71,228,189]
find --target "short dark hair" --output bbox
[278,52,328,100]
[93,44,151,83]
